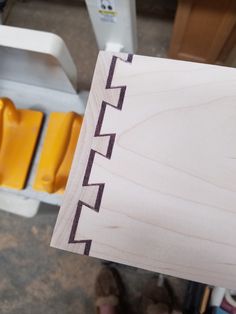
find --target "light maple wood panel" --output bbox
[51,51,236,289]
[169,0,236,64]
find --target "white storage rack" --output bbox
[0,25,86,217]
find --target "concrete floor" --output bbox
[1,210,186,314]
[0,1,187,313]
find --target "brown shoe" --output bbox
[95,266,122,313]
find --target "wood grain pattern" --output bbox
[169,0,236,64]
[51,51,236,289]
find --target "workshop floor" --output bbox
[0,1,187,313]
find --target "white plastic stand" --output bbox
[0,25,86,217]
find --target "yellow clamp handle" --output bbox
[41,112,76,193]
[0,98,20,149]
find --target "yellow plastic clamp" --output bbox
[33,111,83,194]
[0,97,43,189]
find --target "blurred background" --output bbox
[2,0,235,91]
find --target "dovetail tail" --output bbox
[68,54,133,255]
